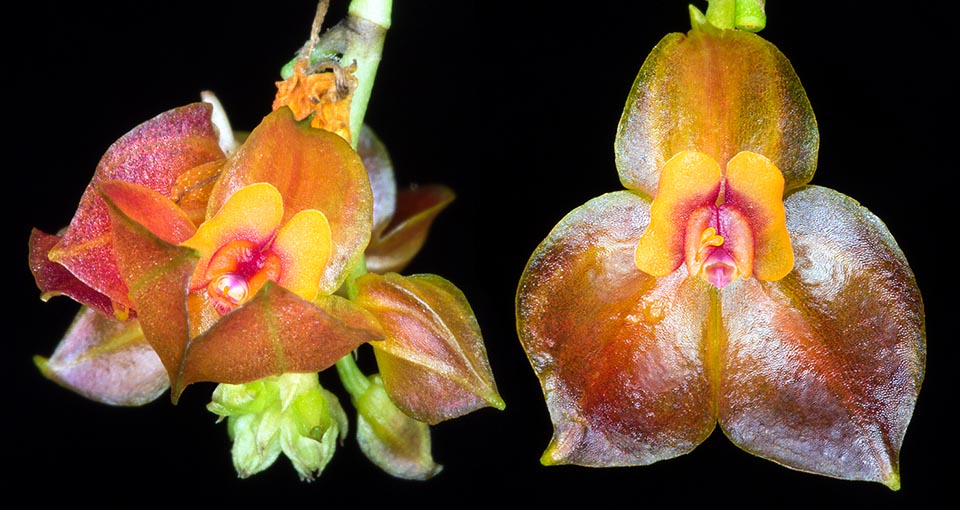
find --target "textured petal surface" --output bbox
[208,107,373,294]
[517,191,717,466]
[718,185,925,488]
[47,103,223,309]
[355,273,503,424]
[99,180,197,245]
[365,185,455,274]
[176,284,384,398]
[34,307,168,406]
[615,26,818,197]
[29,229,115,318]
[104,191,198,403]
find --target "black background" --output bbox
[9,1,951,507]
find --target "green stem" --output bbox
[734,0,765,32]
[700,0,766,32]
[349,0,392,31]
[343,0,391,146]
[338,255,368,300]
[705,0,736,29]
[336,354,371,398]
[281,0,392,149]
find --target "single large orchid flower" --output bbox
[516,6,925,489]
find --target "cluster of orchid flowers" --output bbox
[29,0,502,480]
[28,0,925,489]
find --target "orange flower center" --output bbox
[635,151,793,288]
[179,183,333,325]
[204,239,282,314]
[681,203,755,288]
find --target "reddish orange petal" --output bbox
[354,272,504,425]
[615,26,817,197]
[518,191,717,466]
[718,186,925,488]
[48,103,224,310]
[208,107,372,294]
[272,209,332,302]
[365,185,456,274]
[635,151,721,277]
[102,187,198,401]
[29,229,115,318]
[99,180,197,245]
[174,284,383,399]
[181,183,283,289]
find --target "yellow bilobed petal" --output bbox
[271,209,332,302]
[180,183,284,289]
[724,151,793,281]
[209,108,372,295]
[635,151,721,276]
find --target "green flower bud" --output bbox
[226,409,282,478]
[208,373,347,480]
[280,383,348,480]
[353,374,442,480]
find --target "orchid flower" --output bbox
[29,0,502,481]
[32,102,382,401]
[516,1,925,489]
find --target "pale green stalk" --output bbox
[698,0,766,32]
[336,354,371,398]
[281,0,392,148]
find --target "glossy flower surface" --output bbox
[32,104,384,401]
[181,182,332,323]
[516,20,925,489]
[30,60,502,481]
[635,150,793,289]
[30,104,225,321]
